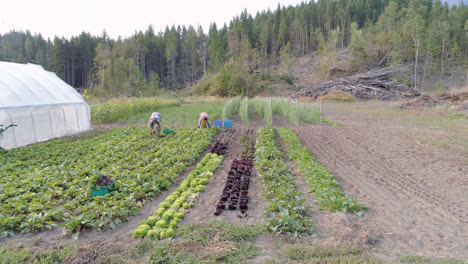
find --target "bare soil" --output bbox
[291,102,468,260]
[181,128,266,226]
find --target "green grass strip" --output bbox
[322,118,343,126]
[117,102,224,126]
[91,97,179,123]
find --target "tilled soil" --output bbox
[181,128,266,225]
[292,105,468,259]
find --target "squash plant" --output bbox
[277,128,366,215]
[255,126,314,236]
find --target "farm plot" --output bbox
[277,128,366,215]
[133,153,223,239]
[255,126,314,236]
[0,126,218,237]
[213,129,257,217]
[179,128,265,226]
[132,130,235,239]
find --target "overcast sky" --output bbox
[0,0,305,39]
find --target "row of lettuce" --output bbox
[0,126,218,237]
[133,153,223,239]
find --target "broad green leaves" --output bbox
[255,126,314,236]
[0,126,219,236]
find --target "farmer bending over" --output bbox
[197,112,211,129]
[148,112,161,137]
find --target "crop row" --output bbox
[0,127,219,237]
[322,118,343,126]
[239,98,250,124]
[254,126,314,236]
[210,141,228,155]
[277,128,366,215]
[134,153,223,239]
[214,158,253,216]
[90,97,179,123]
[221,97,241,120]
[240,130,255,159]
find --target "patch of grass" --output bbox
[279,245,378,264]
[239,98,250,124]
[318,90,356,102]
[271,98,301,125]
[447,113,468,120]
[297,96,316,103]
[253,98,322,125]
[118,102,224,126]
[222,97,241,120]
[280,74,297,88]
[174,221,264,263]
[126,221,265,264]
[322,118,343,126]
[300,106,322,124]
[91,97,179,123]
[0,245,75,264]
[149,245,200,264]
[333,104,468,152]
[251,98,273,125]
[398,255,465,264]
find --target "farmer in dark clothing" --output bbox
[148,112,161,137]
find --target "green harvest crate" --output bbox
[91,183,115,197]
[162,128,174,135]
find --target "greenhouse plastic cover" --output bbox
[0,61,91,149]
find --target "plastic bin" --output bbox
[162,128,174,135]
[91,183,115,197]
[213,120,223,128]
[223,119,233,128]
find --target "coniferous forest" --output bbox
[0,0,467,96]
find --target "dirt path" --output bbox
[292,103,468,260]
[182,128,266,225]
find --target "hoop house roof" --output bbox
[0,61,91,149]
[0,62,84,108]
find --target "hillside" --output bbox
[0,0,467,98]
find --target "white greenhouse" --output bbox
[0,61,91,149]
